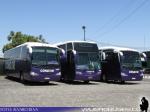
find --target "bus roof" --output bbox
[19,42,58,48]
[142,51,150,53]
[4,42,59,53]
[99,46,138,52]
[54,40,97,46]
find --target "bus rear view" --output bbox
[99,46,143,82]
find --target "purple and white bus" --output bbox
[99,46,143,83]
[4,42,64,83]
[141,51,150,73]
[56,41,101,83]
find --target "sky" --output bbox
[0,0,150,56]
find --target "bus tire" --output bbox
[44,81,49,84]
[84,81,89,84]
[121,80,125,84]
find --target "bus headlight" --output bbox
[76,71,82,75]
[121,72,128,76]
[97,72,101,75]
[30,72,39,76]
[56,72,61,76]
[129,71,139,74]
[140,73,144,76]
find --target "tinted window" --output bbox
[5,47,21,59]
[76,52,100,70]
[21,46,28,59]
[32,47,58,66]
[74,42,98,52]
[121,51,142,70]
[105,52,115,61]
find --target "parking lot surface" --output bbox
[0,75,150,110]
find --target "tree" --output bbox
[7,31,15,41]
[2,31,48,53]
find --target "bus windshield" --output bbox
[31,47,58,66]
[76,52,100,70]
[121,51,142,70]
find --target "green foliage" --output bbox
[3,31,48,53]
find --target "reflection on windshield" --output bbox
[32,47,58,66]
[32,49,46,66]
[121,51,142,70]
[76,52,100,70]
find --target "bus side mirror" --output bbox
[102,52,106,60]
[60,49,65,56]
[59,49,66,62]
[72,50,77,62]
[101,52,108,64]
[27,48,32,61]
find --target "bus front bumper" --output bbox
[75,71,101,81]
[121,72,143,81]
[29,72,61,82]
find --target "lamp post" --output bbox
[82,26,86,41]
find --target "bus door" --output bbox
[110,52,121,80]
[59,49,67,80]
[67,50,76,81]
[103,51,121,81]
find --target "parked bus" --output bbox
[4,42,64,83]
[99,46,143,82]
[141,51,150,73]
[56,41,101,83]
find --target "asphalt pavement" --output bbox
[0,74,150,111]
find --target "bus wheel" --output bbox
[121,81,125,84]
[84,81,89,84]
[44,81,49,84]
[20,73,25,83]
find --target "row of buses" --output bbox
[4,41,144,83]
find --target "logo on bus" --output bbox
[40,69,54,73]
[129,71,139,74]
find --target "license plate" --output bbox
[88,77,93,79]
[44,77,50,80]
